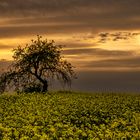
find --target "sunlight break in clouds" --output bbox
[0,32,140,69]
[0,0,140,71]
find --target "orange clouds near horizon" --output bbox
[0,0,140,71]
[0,32,140,71]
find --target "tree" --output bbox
[0,35,76,93]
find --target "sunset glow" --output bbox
[0,0,140,92]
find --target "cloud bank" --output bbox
[0,0,140,38]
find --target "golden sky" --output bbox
[0,0,140,71]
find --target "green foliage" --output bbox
[0,92,140,139]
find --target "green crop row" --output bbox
[0,92,140,139]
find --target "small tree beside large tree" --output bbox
[0,35,76,93]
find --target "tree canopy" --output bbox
[0,35,76,93]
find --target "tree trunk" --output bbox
[42,80,48,93]
[32,73,48,93]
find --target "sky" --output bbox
[0,0,140,92]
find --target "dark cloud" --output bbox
[0,0,140,39]
[1,17,140,38]
[0,41,93,51]
[72,70,140,93]
[0,24,92,39]
[98,32,140,43]
[0,0,139,17]
[64,48,135,57]
[1,59,140,93]
[84,57,140,68]
[62,43,94,49]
